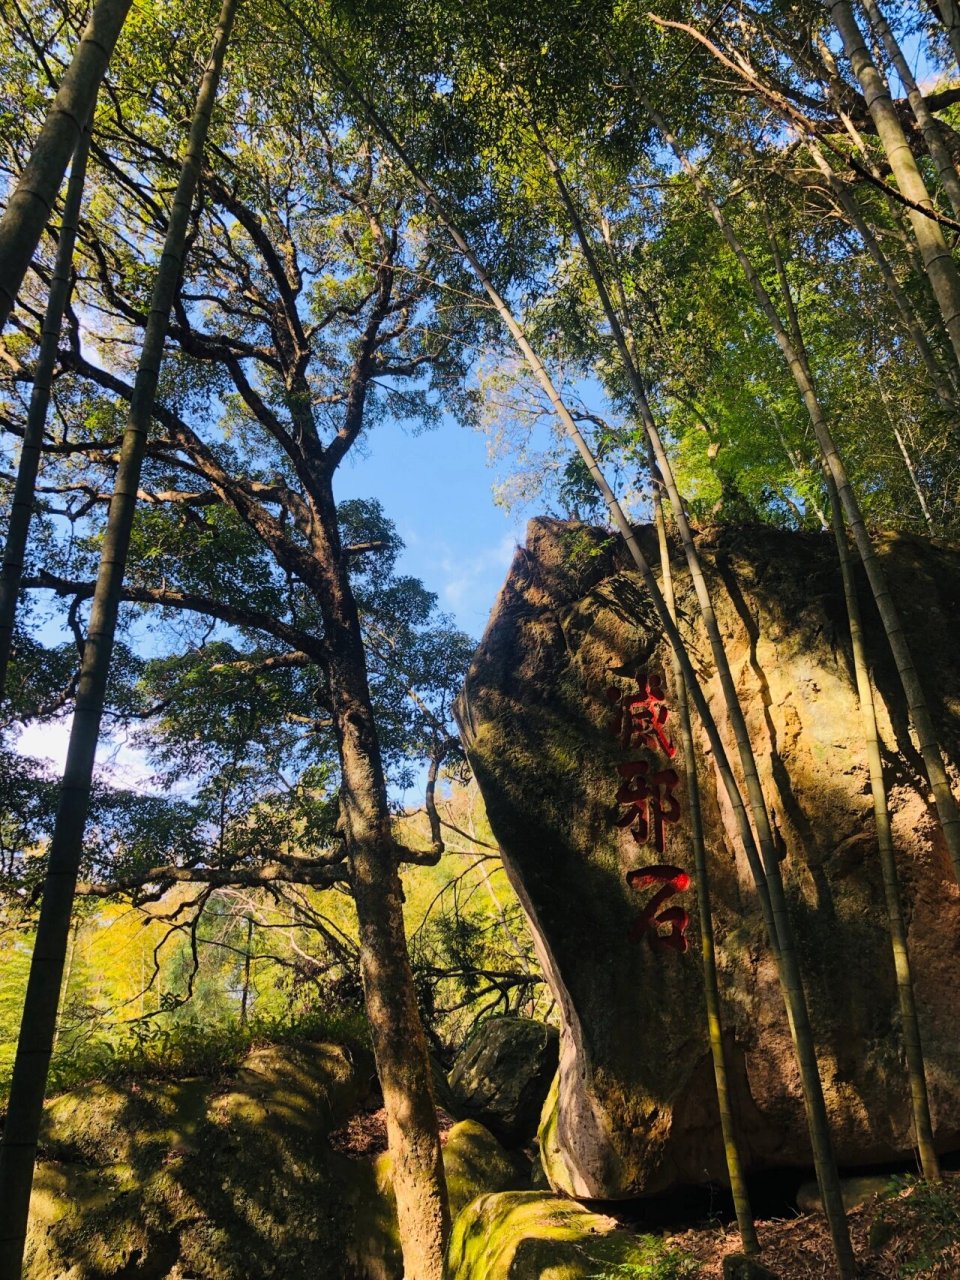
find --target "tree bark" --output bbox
[0,0,132,332]
[0,3,237,1273]
[650,457,759,1255]
[804,138,959,419]
[307,478,450,1280]
[861,0,960,219]
[0,114,94,703]
[536,120,853,1279]
[824,472,940,1180]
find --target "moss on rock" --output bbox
[25,1041,376,1280]
[446,1191,699,1280]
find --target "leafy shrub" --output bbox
[2,1006,369,1109]
[588,1236,701,1280]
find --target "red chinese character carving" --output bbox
[605,672,676,758]
[614,760,681,853]
[627,863,691,952]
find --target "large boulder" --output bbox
[353,1119,529,1279]
[446,1190,698,1279]
[25,1041,377,1280]
[448,1018,559,1144]
[457,519,960,1200]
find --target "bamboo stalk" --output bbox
[0,4,238,1273]
[0,115,94,702]
[829,0,960,376]
[0,0,132,332]
[650,453,760,1254]
[648,102,960,892]
[860,0,960,219]
[824,471,941,1181]
[536,119,853,1279]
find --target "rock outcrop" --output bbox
[24,1042,526,1280]
[448,1018,559,1145]
[457,519,960,1199]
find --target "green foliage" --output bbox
[586,1237,700,1280]
[7,1006,369,1109]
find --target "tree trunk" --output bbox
[650,459,759,1256]
[804,139,959,419]
[829,0,960,374]
[933,0,960,71]
[764,205,940,1181]
[311,55,857,1273]
[537,123,853,1279]
[0,4,236,1273]
[0,0,132,332]
[0,115,94,703]
[309,480,450,1280]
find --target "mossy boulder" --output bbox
[446,1190,698,1279]
[352,1119,529,1277]
[25,1041,377,1280]
[458,519,960,1198]
[448,1018,559,1145]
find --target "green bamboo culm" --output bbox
[302,38,853,1270]
[761,201,941,1184]
[828,0,960,375]
[824,473,941,1181]
[0,1,238,1273]
[0,116,95,704]
[301,37,782,958]
[860,0,960,220]
[538,122,855,1270]
[0,0,132,333]
[648,99,960,895]
[650,457,760,1256]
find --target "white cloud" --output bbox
[14,719,171,794]
[437,532,519,628]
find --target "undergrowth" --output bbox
[0,1007,369,1110]
[588,1235,701,1280]
[871,1174,960,1276]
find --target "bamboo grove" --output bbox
[2,1,960,1277]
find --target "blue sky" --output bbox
[335,414,526,642]
[13,410,535,792]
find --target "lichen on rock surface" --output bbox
[448,1017,559,1145]
[25,1041,379,1280]
[24,1045,532,1280]
[457,518,960,1200]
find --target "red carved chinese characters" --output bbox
[614,760,681,854]
[606,670,690,955]
[605,673,676,758]
[626,864,691,952]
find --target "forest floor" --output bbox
[668,1171,960,1278]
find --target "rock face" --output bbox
[448,1018,559,1145]
[457,519,960,1200]
[26,1042,375,1280]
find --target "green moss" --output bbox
[446,1191,700,1280]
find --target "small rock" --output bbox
[723,1255,780,1280]
[796,1173,898,1214]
